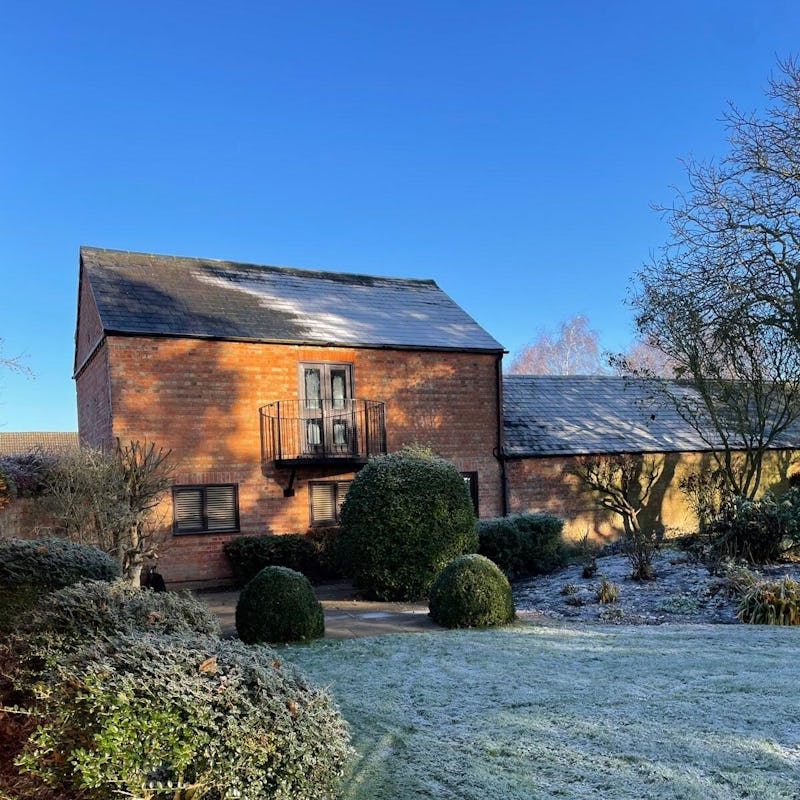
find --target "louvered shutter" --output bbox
[205,485,237,531]
[174,488,203,533]
[310,483,336,525]
[173,484,239,534]
[335,481,351,516]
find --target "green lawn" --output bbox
[286,623,800,799]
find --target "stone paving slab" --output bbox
[197,581,443,639]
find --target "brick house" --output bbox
[74,248,799,586]
[502,375,799,543]
[74,247,506,586]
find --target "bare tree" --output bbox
[40,440,173,583]
[631,57,800,499]
[116,440,174,583]
[0,338,30,376]
[572,453,663,579]
[508,314,606,375]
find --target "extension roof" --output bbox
[0,432,79,456]
[502,375,800,457]
[79,247,504,353]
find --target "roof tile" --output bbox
[80,247,503,352]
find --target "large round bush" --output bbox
[16,633,351,800]
[0,537,120,633]
[338,451,478,600]
[428,554,516,628]
[236,566,324,644]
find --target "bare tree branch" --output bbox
[630,57,800,498]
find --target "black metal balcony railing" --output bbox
[260,399,387,467]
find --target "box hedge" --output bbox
[224,528,344,585]
[429,554,516,628]
[477,512,566,578]
[338,451,478,600]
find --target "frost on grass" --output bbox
[286,625,800,800]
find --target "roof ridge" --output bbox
[79,245,438,287]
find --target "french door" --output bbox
[299,363,354,455]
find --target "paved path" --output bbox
[198,580,443,639]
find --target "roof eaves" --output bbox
[101,328,506,354]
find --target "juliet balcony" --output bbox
[260,398,387,469]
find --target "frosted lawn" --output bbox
[286,624,800,799]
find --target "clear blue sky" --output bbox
[1,0,798,431]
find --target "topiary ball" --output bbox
[236,566,324,644]
[338,451,478,601]
[429,554,516,629]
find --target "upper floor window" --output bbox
[173,484,239,534]
[299,362,353,411]
[299,362,355,453]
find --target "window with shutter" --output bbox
[309,480,351,526]
[173,484,239,534]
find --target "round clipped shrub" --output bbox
[0,537,120,633]
[236,566,324,644]
[338,451,478,600]
[428,554,516,628]
[16,633,352,800]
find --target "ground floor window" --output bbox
[461,472,479,515]
[309,480,351,526]
[173,484,239,534]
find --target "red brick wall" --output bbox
[94,336,503,586]
[506,450,797,545]
[75,343,113,449]
[74,270,104,373]
[506,456,623,543]
[75,272,113,448]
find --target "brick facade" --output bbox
[506,450,797,545]
[77,331,504,586]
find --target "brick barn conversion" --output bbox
[49,246,797,586]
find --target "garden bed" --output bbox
[513,548,800,625]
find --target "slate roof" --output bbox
[0,432,79,456]
[502,375,800,457]
[79,247,504,352]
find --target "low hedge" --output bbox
[0,537,120,633]
[224,529,344,585]
[477,512,566,578]
[5,580,221,709]
[16,633,351,800]
[17,579,220,656]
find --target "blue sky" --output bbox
[1,1,798,431]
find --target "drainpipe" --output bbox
[494,353,509,516]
